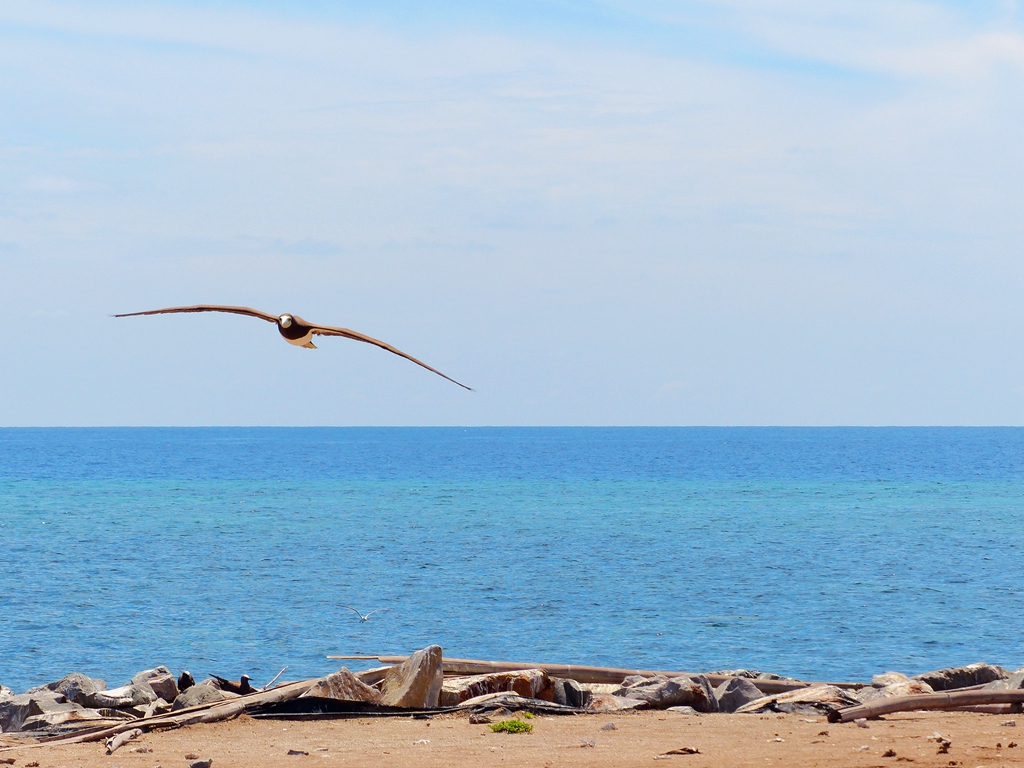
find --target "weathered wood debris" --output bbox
[2,649,1022,749]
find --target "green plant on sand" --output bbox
[489,718,534,734]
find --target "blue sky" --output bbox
[1,1,1022,425]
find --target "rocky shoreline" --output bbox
[2,646,1022,741]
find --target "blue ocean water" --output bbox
[1,427,1023,693]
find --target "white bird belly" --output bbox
[284,329,315,346]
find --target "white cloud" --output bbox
[23,175,90,193]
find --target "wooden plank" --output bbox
[830,690,1024,723]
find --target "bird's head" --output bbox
[241,675,251,684]
[278,314,293,328]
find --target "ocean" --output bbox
[1,427,1022,693]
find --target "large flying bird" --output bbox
[115,304,471,390]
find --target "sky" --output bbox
[1,0,1022,426]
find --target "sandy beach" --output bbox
[3,709,1022,768]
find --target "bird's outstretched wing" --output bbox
[341,605,365,619]
[114,305,279,323]
[310,323,472,391]
[364,608,389,618]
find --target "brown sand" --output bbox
[2,710,1022,767]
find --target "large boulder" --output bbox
[613,674,718,712]
[735,685,861,716]
[380,645,443,708]
[857,679,933,702]
[0,690,81,732]
[439,670,552,707]
[587,693,649,712]
[79,682,156,709]
[914,663,1009,691]
[552,678,592,709]
[715,677,765,713]
[983,672,1024,691]
[130,667,179,703]
[18,708,108,732]
[29,673,107,706]
[171,682,237,711]
[300,668,382,703]
[871,671,910,687]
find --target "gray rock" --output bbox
[300,668,382,703]
[552,679,592,709]
[131,666,172,686]
[0,684,14,702]
[984,672,1024,691]
[79,682,156,709]
[380,645,443,708]
[913,663,1009,691]
[0,690,81,732]
[714,677,765,713]
[586,694,649,712]
[613,675,718,712]
[129,667,178,702]
[29,673,107,706]
[667,706,698,715]
[734,685,862,716]
[18,707,107,732]
[871,671,910,687]
[857,679,934,702]
[171,682,236,711]
[189,760,213,768]
[440,670,552,707]
[144,674,179,703]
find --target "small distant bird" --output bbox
[208,673,255,695]
[342,606,388,623]
[177,670,195,692]
[114,304,471,390]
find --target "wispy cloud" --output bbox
[1,1,1023,425]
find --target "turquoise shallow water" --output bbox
[1,427,1023,692]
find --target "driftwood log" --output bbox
[830,690,1024,723]
[328,655,863,695]
[105,728,141,754]
[24,678,318,747]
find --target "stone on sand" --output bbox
[29,673,107,706]
[983,672,1024,691]
[614,674,719,712]
[300,668,382,703]
[714,677,765,713]
[914,662,1009,691]
[857,679,934,702]
[380,645,443,708]
[130,666,179,703]
[171,682,238,711]
[0,689,83,732]
[552,678,592,709]
[586,693,649,712]
[439,669,552,707]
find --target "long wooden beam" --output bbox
[829,690,1024,723]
